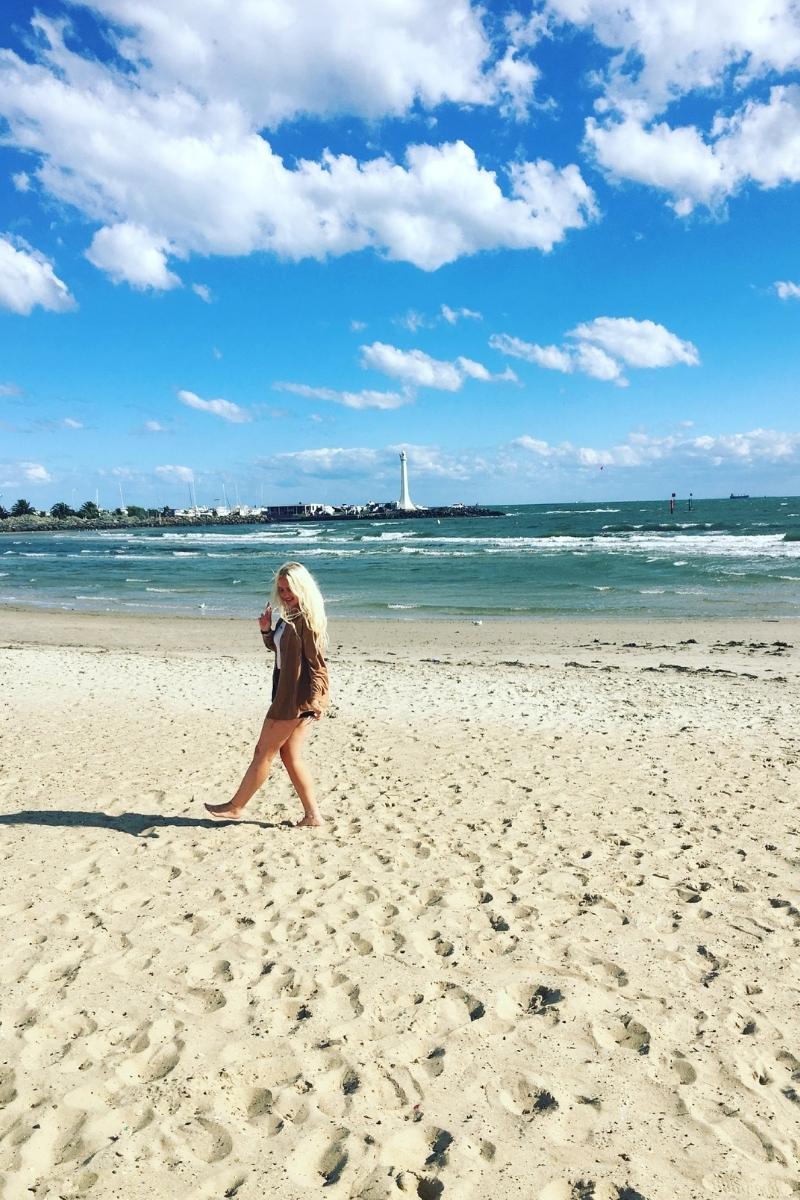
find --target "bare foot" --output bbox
[205,803,244,822]
[295,814,325,828]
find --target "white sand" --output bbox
[0,609,798,1199]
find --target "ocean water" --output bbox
[1,497,799,621]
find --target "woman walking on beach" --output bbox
[205,561,329,827]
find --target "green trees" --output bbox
[10,499,36,516]
[78,501,100,519]
[50,502,75,518]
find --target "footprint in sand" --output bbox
[494,1073,559,1118]
[286,1127,351,1188]
[0,1067,17,1107]
[592,1014,651,1056]
[179,1115,233,1163]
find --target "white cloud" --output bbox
[441,304,482,325]
[361,341,517,390]
[395,303,483,330]
[0,382,23,396]
[83,0,505,126]
[491,330,624,382]
[586,116,724,210]
[61,417,84,429]
[389,442,473,480]
[267,442,480,483]
[2,458,54,482]
[21,461,52,482]
[511,426,800,469]
[0,235,75,315]
[775,280,800,299]
[489,333,574,373]
[361,343,462,390]
[154,463,194,482]
[570,317,700,368]
[349,319,367,332]
[491,316,698,384]
[177,389,251,423]
[456,357,518,384]
[587,86,800,212]
[0,19,596,280]
[573,341,625,383]
[273,382,413,410]
[12,171,30,192]
[491,44,541,121]
[395,309,432,333]
[545,1,800,213]
[271,447,382,478]
[143,419,166,432]
[545,0,800,120]
[192,283,212,302]
[86,223,181,290]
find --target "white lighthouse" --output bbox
[397,450,417,512]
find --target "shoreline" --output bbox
[4,604,799,659]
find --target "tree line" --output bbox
[0,500,173,520]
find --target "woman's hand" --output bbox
[258,604,272,633]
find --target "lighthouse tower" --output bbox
[397,450,417,511]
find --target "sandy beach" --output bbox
[1,608,798,1200]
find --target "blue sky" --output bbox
[1,0,800,508]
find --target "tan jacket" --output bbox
[263,613,329,720]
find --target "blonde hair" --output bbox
[271,561,328,649]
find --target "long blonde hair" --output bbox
[271,561,328,649]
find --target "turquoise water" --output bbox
[1,497,799,620]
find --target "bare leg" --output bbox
[280,720,324,826]
[205,716,300,819]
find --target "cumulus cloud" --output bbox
[361,342,517,390]
[154,463,194,482]
[0,18,596,281]
[775,280,800,299]
[273,382,413,410]
[545,1,800,213]
[192,283,212,302]
[20,461,52,482]
[511,426,800,469]
[83,0,509,126]
[0,235,75,315]
[587,86,800,213]
[491,316,698,384]
[489,334,575,373]
[570,317,699,368]
[545,0,800,120]
[0,458,53,482]
[177,389,251,423]
[86,223,181,290]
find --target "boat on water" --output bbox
[729,493,750,499]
